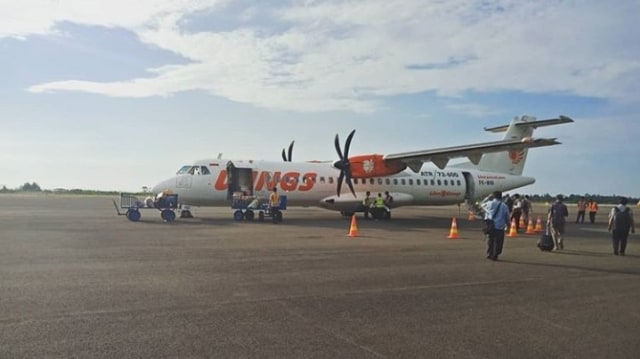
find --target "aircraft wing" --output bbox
[383,137,561,172]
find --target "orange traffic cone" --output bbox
[534,216,543,233]
[507,218,518,238]
[525,219,536,234]
[447,217,460,239]
[468,211,476,221]
[347,215,359,237]
[519,216,526,229]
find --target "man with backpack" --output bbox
[608,197,635,256]
[548,194,569,250]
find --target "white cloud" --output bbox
[0,0,227,37]
[8,0,640,112]
[443,101,504,117]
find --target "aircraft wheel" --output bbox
[126,209,141,222]
[244,210,254,221]
[161,209,176,222]
[272,210,283,224]
[233,210,244,221]
[258,211,265,222]
[180,210,193,218]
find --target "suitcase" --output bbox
[537,225,554,251]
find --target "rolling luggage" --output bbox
[537,223,554,251]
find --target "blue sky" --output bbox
[1,0,639,197]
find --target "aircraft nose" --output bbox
[152,178,173,194]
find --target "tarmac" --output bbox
[1,194,639,359]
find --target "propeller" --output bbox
[333,129,357,197]
[281,140,295,162]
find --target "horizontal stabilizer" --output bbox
[485,115,574,133]
[385,137,560,172]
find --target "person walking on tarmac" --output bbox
[548,195,569,250]
[608,197,635,256]
[362,191,372,219]
[588,198,599,224]
[384,191,394,215]
[510,194,523,233]
[576,197,587,223]
[521,195,532,226]
[484,191,510,261]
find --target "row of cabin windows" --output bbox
[178,168,462,188]
[310,176,462,187]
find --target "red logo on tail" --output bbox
[508,150,525,164]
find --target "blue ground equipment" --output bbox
[231,195,287,223]
[113,193,178,222]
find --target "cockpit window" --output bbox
[176,165,191,174]
[186,165,210,175]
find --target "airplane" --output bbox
[150,115,573,221]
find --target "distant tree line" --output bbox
[1,182,42,193]
[0,182,120,195]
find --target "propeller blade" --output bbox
[334,134,343,160]
[343,130,355,159]
[287,141,294,162]
[281,140,295,161]
[337,171,344,196]
[345,173,356,197]
[333,129,357,198]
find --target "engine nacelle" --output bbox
[348,154,407,178]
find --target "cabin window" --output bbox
[409,179,413,185]
[385,178,390,185]
[393,179,398,185]
[430,179,435,186]
[444,179,448,186]
[320,176,326,183]
[401,179,406,185]
[328,177,334,184]
[200,166,210,175]
[457,180,461,186]
[377,178,383,185]
[437,180,441,186]
[368,178,373,184]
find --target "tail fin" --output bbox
[458,115,573,175]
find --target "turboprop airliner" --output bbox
[151,115,573,219]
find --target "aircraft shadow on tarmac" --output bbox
[138,215,473,233]
[499,257,640,276]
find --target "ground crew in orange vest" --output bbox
[269,187,280,211]
[588,199,598,224]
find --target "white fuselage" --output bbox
[152,159,535,212]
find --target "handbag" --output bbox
[482,219,494,234]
